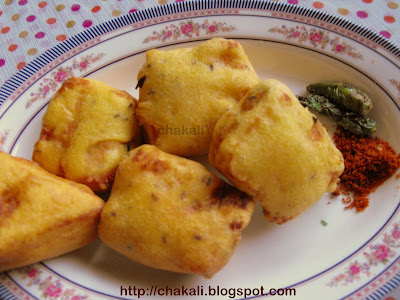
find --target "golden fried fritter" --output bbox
[209,79,344,224]
[99,145,255,278]
[136,38,260,156]
[33,77,142,192]
[0,152,105,273]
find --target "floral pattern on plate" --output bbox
[0,264,91,300]
[25,52,106,109]
[143,19,236,43]
[269,25,363,59]
[390,79,400,100]
[0,130,9,152]
[14,266,90,300]
[328,222,400,287]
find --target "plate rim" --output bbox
[1,1,400,299]
[1,0,400,107]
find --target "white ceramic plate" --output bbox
[1,1,400,299]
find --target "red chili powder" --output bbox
[332,128,400,211]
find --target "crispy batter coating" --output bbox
[209,79,345,224]
[0,152,105,273]
[98,145,255,278]
[136,38,260,156]
[33,77,142,192]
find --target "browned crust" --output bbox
[262,209,296,225]
[0,188,20,226]
[131,147,170,175]
[0,206,103,273]
[240,91,266,112]
[79,168,117,192]
[210,182,253,210]
[311,121,324,142]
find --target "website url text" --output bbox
[121,285,296,298]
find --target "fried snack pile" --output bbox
[0,152,104,273]
[99,145,255,278]
[1,38,347,278]
[33,77,142,192]
[209,79,345,224]
[136,38,260,156]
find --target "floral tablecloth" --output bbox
[1,0,400,87]
[1,0,400,299]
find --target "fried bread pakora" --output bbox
[33,77,142,192]
[98,145,255,278]
[209,79,345,224]
[0,152,105,273]
[136,38,260,157]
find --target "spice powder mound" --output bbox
[332,128,400,211]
